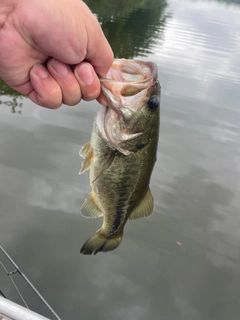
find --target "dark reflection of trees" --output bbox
[0,79,23,114]
[84,0,170,58]
[219,0,240,5]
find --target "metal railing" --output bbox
[0,246,62,320]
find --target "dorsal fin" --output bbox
[79,141,93,174]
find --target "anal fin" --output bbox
[128,188,154,220]
[81,192,103,218]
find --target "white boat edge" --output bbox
[0,296,51,320]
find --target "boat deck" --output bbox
[1,314,12,320]
[0,297,51,320]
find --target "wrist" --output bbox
[0,0,17,27]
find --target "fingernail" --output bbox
[50,58,68,75]
[77,64,94,85]
[33,65,48,79]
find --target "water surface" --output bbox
[0,0,240,319]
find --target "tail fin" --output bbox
[80,230,123,255]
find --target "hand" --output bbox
[0,0,113,108]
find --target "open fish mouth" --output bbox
[101,59,157,84]
[100,59,158,102]
[97,59,158,155]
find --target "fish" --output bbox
[79,58,160,255]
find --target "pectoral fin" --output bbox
[92,151,116,183]
[81,192,103,218]
[79,141,93,174]
[128,188,154,220]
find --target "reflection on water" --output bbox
[221,0,240,4]
[0,96,23,114]
[0,0,240,319]
[85,0,170,58]
[0,79,23,114]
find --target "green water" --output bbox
[0,0,240,319]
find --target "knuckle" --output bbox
[83,86,100,101]
[35,89,62,109]
[41,88,62,108]
[62,85,82,106]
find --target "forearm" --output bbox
[0,0,17,27]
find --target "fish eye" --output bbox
[147,96,159,110]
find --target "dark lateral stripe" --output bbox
[108,202,127,237]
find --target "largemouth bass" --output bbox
[79,59,160,255]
